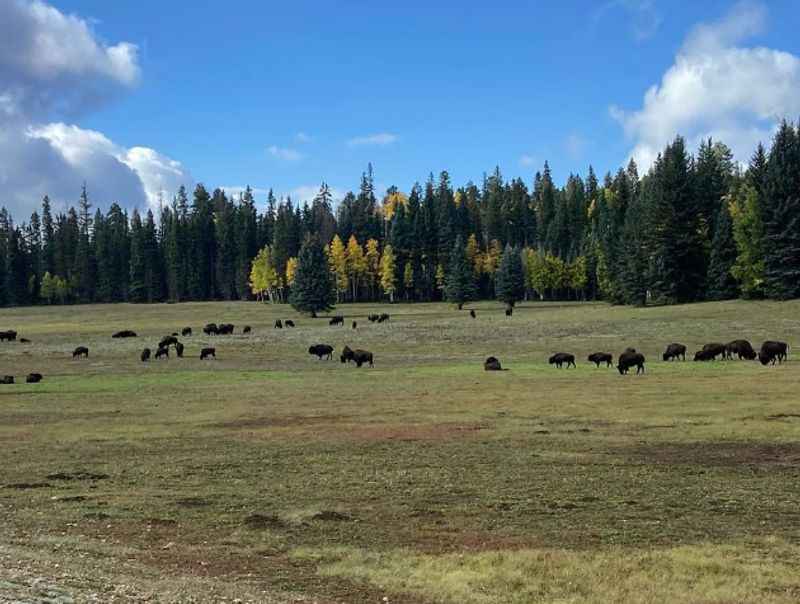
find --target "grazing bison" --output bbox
[340,346,354,363]
[352,349,374,367]
[175,342,184,358]
[663,343,687,361]
[19,338,31,343]
[726,339,757,360]
[378,313,390,323]
[203,323,219,336]
[484,356,504,371]
[588,352,613,368]
[200,347,216,360]
[505,307,513,317]
[696,343,726,361]
[759,341,789,365]
[141,348,151,362]
[0,375,14,384]
[0,330,18,342]
[181,327,193,337]
[285,320,295,328]
[549,353,576,368]
[159,335,179,349]
[309,344,334,360]
[155,346,169,360]
[617,350,646,375]
[72,346,89,358]
[274,320,283,329]
[26,373,43,383]
[367,314,379,322]
[469,309,476,319]
[112,330,137,338]
[217,323,235,335]
[329,316,344,326]
[243,325,252,334]
[352,321,358,329]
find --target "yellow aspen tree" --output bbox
[465,234,482,275]
[285,257,298,286]
[365,238,381,298]
[403,262,414,298]
[346,235,367,302]
[379,243,397,302]
[328,234,348,302]
[249,245,279,303]
[482,239,502,277]
[382,190,408,221]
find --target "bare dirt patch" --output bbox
[627,442,800,468]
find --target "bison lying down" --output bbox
[26,373,43,383]
[112,330,137,338]
[484,356,505,371]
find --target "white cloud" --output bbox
[268,145,304,161]
[0,0,190,217]
[294,132,312,143]
[288,185,345,205]
[594,0,662,42]
[519,154,538,168]
[612,1,800,170]
[347,132,398,147]
[219,185,271,200]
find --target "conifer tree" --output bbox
[444,235,477,309]
[707,203,739,300]
[494,245,525,307]
[289,236,335,315]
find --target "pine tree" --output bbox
[128,210,146,303]
[443,235,477,309]
[289,236,335,315]
[73,184,95,302]
[707,202,739,300]
[495,245,525,307]
[41,196,55,276]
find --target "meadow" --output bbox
[1,299,799,603]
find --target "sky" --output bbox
[1,0,799,217]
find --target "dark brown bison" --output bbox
[662,343,686,361]
[588,352,613,368]
[505,307,513,317]
[155,346,169,360]
[340,345,354,363]
[696,343,726,361]
[726,339,757,360]
[175,342,184,358]
[377,313,390,323]
[243,325,252,334]
[141,348,151,362]
[159,335,179,349]
[0,375,14,384]
[368,314,379,322]
[352,321,357,329]
[617,350,646,375]
[549,353,575,368]
[203,323,219,336]
[217,323,235,335]
[0,330,18,342]
[26,373,43,383]
[285,320,295,328]
[759,341,789,365]
[112,330,137,338]
[72,346,89,358]
[469,309,476,319]
[309,344,334,360]
[19,338,31,343]
[181,327,192,337]
[274,320,283,329]
[200,347,216,360]
[484,356,504,371]
[352,349,374,367]
[329,316,344,326]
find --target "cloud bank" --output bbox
[0,0,190,217]
[612,1,800,169]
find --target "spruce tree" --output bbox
[495,245,525,307]
[289,235,335,315]
[443,235,477,309]
[128,210,146,303]
[707,203,739,300]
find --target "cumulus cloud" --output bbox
[347,133,398,147]
[612,1,800,169]
[267,145,304,161]
[0,0,190,217]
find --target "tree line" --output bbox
[1,122,799,308]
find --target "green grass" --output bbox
[1,299,799,602]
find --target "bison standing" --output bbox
[662,343,686,361]
[72,346,89,359]
[617,350,645,375]
[759,341,789,365]
[549,353,576,368]
[587,352,613,368]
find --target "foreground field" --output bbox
[1,299,799,603]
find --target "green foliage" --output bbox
[494,245,525,307]
[443,235,477,307]
[289,236,335,315]
[729,183,765,299]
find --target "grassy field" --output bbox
[1,299,799,603]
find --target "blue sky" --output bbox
[2,1,800,215]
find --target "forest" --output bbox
[1,121,799,308]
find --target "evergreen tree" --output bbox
[73,184,96,302]
[41,196,55,276]
[289,236,335,315]
[128,210,146,302]
[707,202,739,300]
[494,245,525,307]
[443,235,477,309]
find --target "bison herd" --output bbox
[486,339,789,375]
